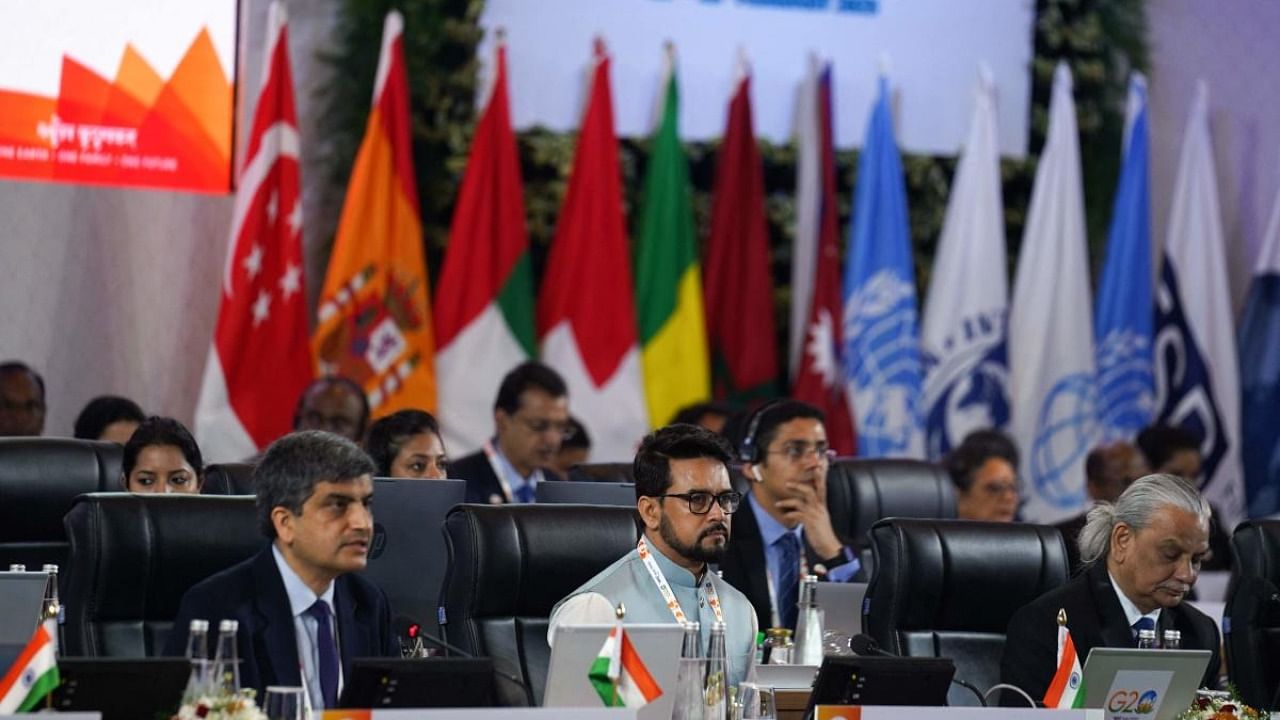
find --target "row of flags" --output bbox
[194,3,1279,524]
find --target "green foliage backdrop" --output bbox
[319,0,1148,382]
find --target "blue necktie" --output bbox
[775,533,801,629]
[1132,616,1156,645]
[307,600,339,708]
[514,481,536,504]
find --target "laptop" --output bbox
[362,478,466,640]
[340,657,496,708]
[545,623,685,719]
[51,658,189,720]
[803,655,955,719]
[0,572,49,669]
[1080,647,1212,720]
[814,582,868,637]
[538,480,637,507]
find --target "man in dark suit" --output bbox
[449,361,572,504]
[1054,441,1148,574]
[718,400,860,631]
[167,431,396,710]
[1002,473,1221,703]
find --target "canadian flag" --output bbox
[195,1,312,462]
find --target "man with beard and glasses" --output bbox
[548,423,758,687]
[167,431,397,710]
[1001,474,1221,701]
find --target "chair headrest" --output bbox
[202,462,256,495]
[1230,519,1280,581]
[0,438,123,541]
[443,503,640,617]
[867,518,1068,634]
[826,459,956,546]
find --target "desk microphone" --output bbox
[394,616,524,687]
[848,633,990,708]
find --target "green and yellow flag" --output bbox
[634,60,710,427]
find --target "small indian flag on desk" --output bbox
[589,625,662,707]
[0,620,59,713]
[1043,616,1085,709]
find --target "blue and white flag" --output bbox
[1094,73,1154,442]
[1153,82,1244,526]
[842,75,924,458]
[1008,63,1097,523]
[1239,173,1280,517]
[921,67,1009,459]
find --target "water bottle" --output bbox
[1136,628,1158,649]
[764,628,794,665]
[212,619,241,696]
[181,619,211,703]
[672,622,705,720]
[8,564,25,572]
[41,564,61,654]
[1162,629,1182,650]
[705,622,730,720]
[793,575,825,665]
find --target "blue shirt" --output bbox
[745,492,861,592]
[271,545,339,711]
[489,441,543,503]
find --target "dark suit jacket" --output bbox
[164,546,397,698]
[450,449,507,504]
[1000,561,1220,702]
[718,494,854,630]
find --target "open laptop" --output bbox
[538,480,637,507]
[363,478,466,639]
[0,572,48,669]
[814,582,868,637]
[51,658,189,720]
[546,623,684,719]
[1080,647,1212,720]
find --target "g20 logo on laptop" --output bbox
[1108,688,1160,715]
[370,523,387,559]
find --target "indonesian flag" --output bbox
[0,620,59,713]
[588,624,662,708]
[434,37,534,455]
[1043,620,1084,709]
[313,10,437,419]
[195,1,311,462]
[538,39,648,460]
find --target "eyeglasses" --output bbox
[652,490,743,515]
[766,441,834,463]
[981,481,1019,497]
[516,416,577,439]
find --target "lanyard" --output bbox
[482,440,543,503]
[636,537,723,626]
[763,531,809,629]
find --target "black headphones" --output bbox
[737,400,782,465]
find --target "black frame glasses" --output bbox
[651,490,743,515]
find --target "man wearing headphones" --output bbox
[718,400,861,631]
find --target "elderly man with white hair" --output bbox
[1000,474,1221,701]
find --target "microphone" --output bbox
[848,634,989,707]
[393,616,524,688]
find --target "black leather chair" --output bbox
[864,518,1069,703]
[202,462,256,495]
[60,493,261,657]
[0,438,123,570]
[1224,519,1280,710]
[440,504,641,706]
[826,458,956,551]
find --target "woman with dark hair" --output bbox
[945,428,1020,522]
[121,416,204,494]
[74,395,145,443]
[366,409,448,479]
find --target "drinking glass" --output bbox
[263,685,305,720]
[736,682,777,720]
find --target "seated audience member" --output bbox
[450,361,572,504]
[166,431,395,710]
[946,429,1020,522]
[122,416,204,494]
[548,424,757,686]
[719,400,861,631]
[293,376,370,443]
[366,409,448,479]
[1055,442,1149,573]
[672,401,735,436]
[551,417,590,478]
[1136,424,1231,571]
[1001,474,1220,701]
[0,360,46,437]
[74,395,146,443]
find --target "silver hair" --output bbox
[1077,473,1211,565]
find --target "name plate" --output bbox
[815,708,1106,720]
[323,710,637,720]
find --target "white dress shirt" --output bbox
[271,545,342,711]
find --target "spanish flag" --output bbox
[313,10,436,415]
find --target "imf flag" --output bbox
[1239,177,1280,517]
[842,74,925,458]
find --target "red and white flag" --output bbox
[195,1,312,462]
